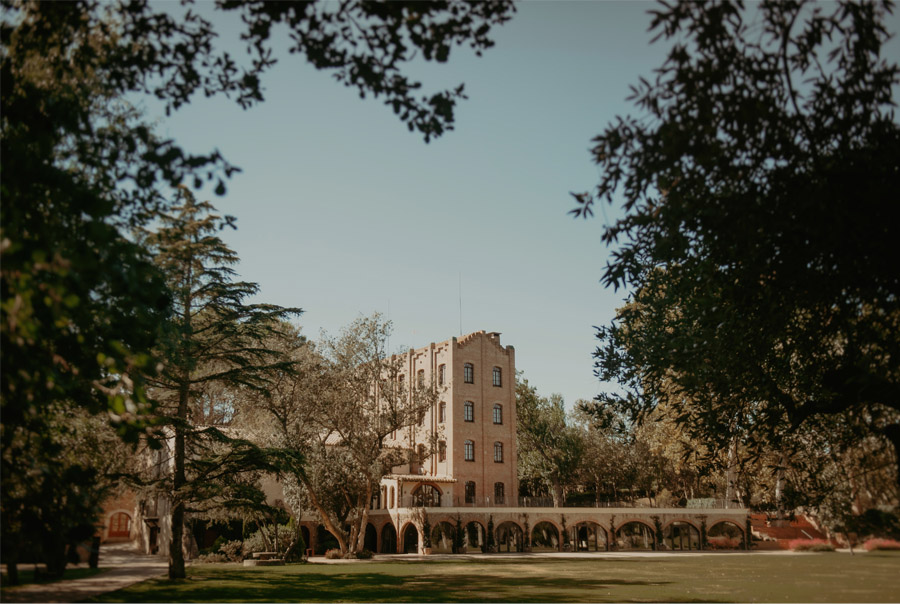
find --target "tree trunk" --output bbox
[551,474,563,507]
[356,483,372,552]
[6,562,18,586]
[169,382,189,579]
[297,472,347,554]
[724,436,739,509]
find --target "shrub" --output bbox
[195,553,229,564]
[863,538,900,551]
[218,539,244,562]
[355,549,374,559]
[789,539,835,552]
[324,548,343,560]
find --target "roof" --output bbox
[389,474,458,483]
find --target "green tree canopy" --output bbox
[576,0,900,489]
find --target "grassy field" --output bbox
[0,567,107,588]
[90,552,900,603]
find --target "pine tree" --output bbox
[142,187,302,579]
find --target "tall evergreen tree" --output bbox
[142,187,302,579]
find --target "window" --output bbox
[390,486,395,509]
[494,482,505,505]
[493,404,502,424]
[417,444,426,463]
[417,369,425,388]
[464,401,474,422]
[413,484,441,507]
[439,402,446,423]
[464,363,474,383]
[494,441,503,463]
[418,408,425,426]
[465,481,476,504]
[493,366,502,387]
[438,440,447,462]
[464,440,474,461]
[438,364,446,386]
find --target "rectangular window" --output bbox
[464,401,474,422]
[438,364,446,386]
[494,482,505,505]
[438,441,447,462]
[465,481,475,504]
[493,367,502,387]
[494,441,503,463]
[417,369,425,388]
[439,402,446,423]
[464,440,474,461]
[493,404,502,424]
[464,363,474,384]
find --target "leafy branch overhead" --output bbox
[576,0,900,496]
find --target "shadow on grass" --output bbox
[89,568,712,603]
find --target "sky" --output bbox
[145,1,900,408]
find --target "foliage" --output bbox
[137,189,302,578]
[240,313,439,555]
[789,539,836,552]
[454,514,464,553]
[355,549,374,559]
[516,376,584,506]
[422,516,432,548]
[863,538,900,551]
[324,549,343,560]
[575,0,900,525]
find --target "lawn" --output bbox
[91,552,900,603]
[1,567,107,588]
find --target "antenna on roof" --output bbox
[458,271,462,336]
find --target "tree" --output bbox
[573,1,900,488]
[2,0,512,572]
[516,377,584,507]
[240,313,439,555]
[141,188,301,578]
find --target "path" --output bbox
[0,542,167,603]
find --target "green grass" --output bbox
[1,566,107,588]
[90,552,900,603]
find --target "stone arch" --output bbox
[431,521,456,553]
[616,520,655,550]
[708,520,744,550]
[495,521,524,552]
[574,521,607,552]
[662,520,700,551]
[531,520,561,552]
[380,523,397,554]
[401,522,420,554]
[106,509,132,540]
[412,483,443,507]
[464,520,486,552]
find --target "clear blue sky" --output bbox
[146,1,900,407]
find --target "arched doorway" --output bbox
[531,521,560,552]
[107,512,131,540]
[465,521,485,552]
[301,526,311,553]
[708,521,744,550]
[663,521,700,551]
[431,521,455,553]
[316,525,339,555]
[381,524,397,554]
[412,484,442,507]
[575,522,606,552]
[402,524,419,554]
[364,523,377,552]
[496,521,524,552]
[617,521,655,550]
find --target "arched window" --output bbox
[494,441,503,463]
[494,482,505,505]
[417,369,425,388]
[413,484,442,507]
[438,440,447,462]
[493,366,502,387]
[464,363,474,383]
[493,403,502,424]
[464,440,475,461]
[108,512,131,538]
[439,402,446,423]
[438,364,446,386]
[465,481,476,504]
[464,401,474,422]
[390,486,395,509]
[381,485,387,509]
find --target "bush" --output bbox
[355,549,373,559]
[863,538,900,551]
[218,540,244,562]
[324,549,343,560]
[789,539,835,552]
[195,553,229,564]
